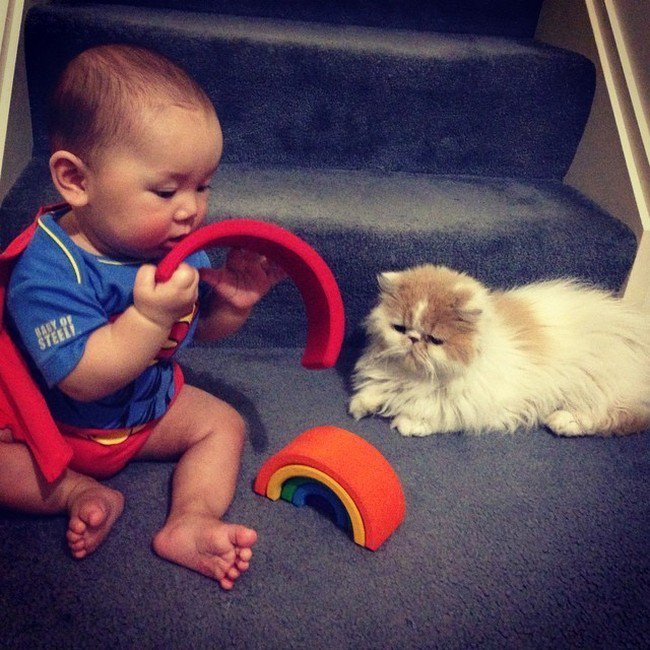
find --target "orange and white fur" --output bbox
[349,264,650,437]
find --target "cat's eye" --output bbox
[426,335,444,345]
[392,324,407,334]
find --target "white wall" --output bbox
[537,0,649,309]
[536,0,639,235]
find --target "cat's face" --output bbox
[366,265,487,374]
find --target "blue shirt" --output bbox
[7,208,210,429]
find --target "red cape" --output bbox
[0,204,73,482]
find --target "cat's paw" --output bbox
[390,415,434,437]
[545,410,586,437]
[348,394,378,420]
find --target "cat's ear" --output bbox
[453,291,484,323]
[455,307,483,323]
[453,279,489,325]
[378,271,400,294]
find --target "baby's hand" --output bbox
[200,248,286,311]
[133,263,199,329]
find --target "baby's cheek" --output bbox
[135,219,172,245]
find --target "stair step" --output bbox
[56,0,545,37]
[27,3,594,179]
[1,159,636,347]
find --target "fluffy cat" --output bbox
[349,264,650,437]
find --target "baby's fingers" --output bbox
[168,262,199,290]
[225,247,258,271]
[261,258,287,286]
[198,266,224,288]
[226,248,287,284]
[138,262,197,292]
[134,263,158,292]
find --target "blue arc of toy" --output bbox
[281,477,352,532]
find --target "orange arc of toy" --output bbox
[155,219,345,369]
[254,425,406,551]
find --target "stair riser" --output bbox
[223,223,636,349]
[80,0,544,37]
[26,5,594,179]
[0,152,636,350]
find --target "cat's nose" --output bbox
[407,331,421,343]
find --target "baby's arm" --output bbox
[58,263,198,401]
[196,248,285,341]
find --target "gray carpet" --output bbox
[1,348,648,648]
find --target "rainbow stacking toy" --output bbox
[254,426,406,551]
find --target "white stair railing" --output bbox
[586,0,650,311]
[0,0,26,185]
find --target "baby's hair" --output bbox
[48,43,215,164]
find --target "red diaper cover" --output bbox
[54,363,184,479]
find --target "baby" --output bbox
[0,44,284,589]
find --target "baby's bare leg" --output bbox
[0,437,123,557]
[136,385,257,589]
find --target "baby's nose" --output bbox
[175,195,198,221]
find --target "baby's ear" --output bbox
[378,271,400,293]
[49,151,90,208]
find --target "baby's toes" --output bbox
[68,516,87,535]
[67,534,85,552]
[238,546,253,562]
[226,566,241,581]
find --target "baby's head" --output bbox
[48,44,223,260]
[49,44,217,167]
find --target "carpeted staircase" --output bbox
[1,2,648,648]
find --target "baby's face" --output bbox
[79,104,222,260]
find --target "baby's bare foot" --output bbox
[152,514,257,589]
[66,484,124,559]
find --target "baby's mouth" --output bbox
[164,235,187,248]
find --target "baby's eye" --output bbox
[392,324,407,334]
[154,189,177,199]
[426,334,444,345]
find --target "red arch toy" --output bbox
[155,219,345,369]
